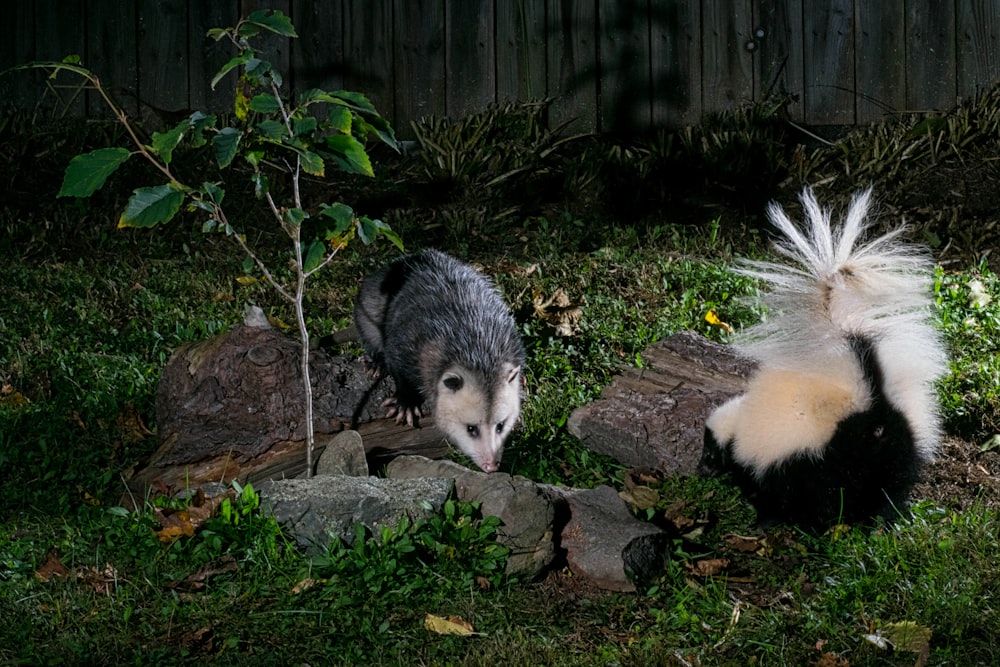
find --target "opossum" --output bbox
[354,249,526,473]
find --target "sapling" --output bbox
[21,9,402,476]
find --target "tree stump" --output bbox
[127,317,451,497]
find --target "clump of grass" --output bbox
[934,263,1000,440]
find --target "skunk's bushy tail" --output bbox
[734,187,947,459]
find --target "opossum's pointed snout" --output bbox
[479,460,500,473]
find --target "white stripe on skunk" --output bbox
[699,187,948,528]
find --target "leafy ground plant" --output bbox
[23,9,401,475]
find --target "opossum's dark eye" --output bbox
[495,421,505,434]
[466,425,480,438]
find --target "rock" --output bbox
[257,475,453,553]
[541,484,669,592]
[568,331,755,474]
[315,430,368,476]
[386,456,555,579]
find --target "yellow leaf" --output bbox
[883,620,932,654]
[424,613,477,636]
[704,309,734,334]
[235,275,258,287]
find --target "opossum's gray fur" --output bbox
[354,249,526,473]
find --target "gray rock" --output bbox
[314,430,368,477]
[540,484,668,592]
[257,475,453,553]
[386,456,555,579]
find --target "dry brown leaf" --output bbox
[618,486,659,510]
[117,402,153,445]
[171,555,238,591]
[154,508,196,542]
[685,558,730,577]
[34,549,71,582]
[723,533,763,553]
[424,613,477,636]
[532,287,583,336]
[291,577,321,595]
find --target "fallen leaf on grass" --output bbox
[532,287,582,336]
[154,509,196,542]
[291,577,321,595]
[35,549,71,582]
[76,564,119,594]
[169,555,238,591]
[619,486,659,510]
[424,613,478,636]
[685,558,730,577]
[864,621,932,664]
[723,533,763,553]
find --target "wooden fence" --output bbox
[3,1,1000,137]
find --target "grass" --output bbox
[3,96,1000,664]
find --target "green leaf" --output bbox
[327,106,352,134]
[358,215,377,244]
[246,9,298,38]
[256,119,285,140]
[299,150,324,176]
[284,208,307,228]
[325,134,373,176]
[303,239,325,272]
[118,184,185,228]
[249,93,281,114]
[58,147,131,198]
[211,53,250,90]
[213,127,242,168]
[201,182,224,205]
[150,121,187,164]
[292,115,318,136]
[320,202,355,234]
[251,172,269,198]
[189,111,217,147]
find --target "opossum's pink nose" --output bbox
[480,461,499,473]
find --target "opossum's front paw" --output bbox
[381,397,422,427]
[360,355,383,379]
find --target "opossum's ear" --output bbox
[442,372,464,392]
[505,365,521,384]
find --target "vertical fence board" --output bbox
[598,0,651,132]
[755,0,803,122]
[548,0,598,133]
[137,0,189,126]
[343,0,395,132]
[8,1,1000,133]
[957,0,1000,99]
[906,0,956,111]
[290,0,344,97]
[802,0,853,124]
[85,2,138,119]
[856,3,905,123]
[496,0,547,102]
[0,3,37,112]
[35,0,87,118]
[395,0,446,135]
[702,0,754,115]
[650,0,700,126]
[445,0,495,119]
[188,2,239,114]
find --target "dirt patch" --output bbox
[912,436,1000,512]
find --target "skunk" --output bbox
[698,187,947,528]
